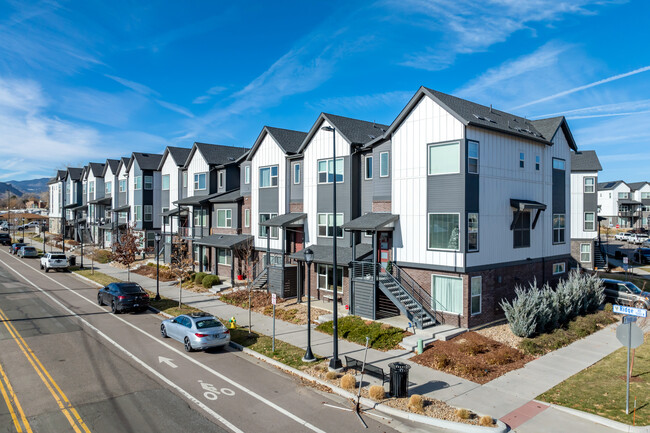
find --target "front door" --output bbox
[291,230,304,253]
[378,232,391,270]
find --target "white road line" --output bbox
[0,253,328,433]
[0,256,244,433]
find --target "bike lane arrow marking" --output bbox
[159,356,178,368]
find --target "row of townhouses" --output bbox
[48,86,604,329]
[597,180,650,229]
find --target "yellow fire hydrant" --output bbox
[229,317,237,329]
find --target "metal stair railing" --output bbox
[386,262,441,325]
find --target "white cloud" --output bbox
[155,100,194,118]
[312,91,414,112]
[192,85,228,104]
[105,74,160,97]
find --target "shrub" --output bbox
[434,353,451,369]
[408,395,424,413]
[340,374,356,390]
[485,351,513,366]
[202,275,221,288]
[194,272,207,284]
[455,408,471,420]
[368,385,385,401]
[92,250,113,264]
[604,302,613,312]
[459,341,486,356]
[479,415,494,426]
[325,371,339,380]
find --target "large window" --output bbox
[432,275,463,315]
[194,208,208,227]
[259,166,278,188]
[89,181,94,195]
[317,213,343,238]
[513,211,530,248]
[618,192,629,199]
[471,276,482,315]
[553,262,566,275]
[218,248,232,266]
[317,265,343,292]
[580,244,591,263]
[468,141,479,174]
[244,166,250,185]
[293,163,301,184]
[584,212,595,231]
[259,213,278,238]
[119,179,127,193]
[217,209,232,228]
[105,181,112,195]
[428,213,460,250]
[182,171,188,188]
[380,152,389,177]
[144,176,153,190]
[365,156,373,180]
[162,175,170,190]
[244,209,250,228]
[642,192,650,199]
[467,213,478,252]
[194,173,207,190]
[134,205,142,221]
[144,205,152,222]
[318,158,344,183]
[552,158,565,170]
[584,177,595,193]
[134,176,142,190]
[428,142,460,175]
[553,213,566,244]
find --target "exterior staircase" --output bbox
[250,262,268,290]
[594,241,607,269]
[377,264,438,329]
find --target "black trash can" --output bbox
[388,362,411,398]
[69,255,76,266]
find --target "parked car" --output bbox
[633,249,650,264]
[161,312,230,352]
[9,243,27,254]
[0,233,11,246]
[615,232,631,241]
[40,253,69,272]
[601,278,650,309]
[97,282,150,314]
[17,246,38,258]
[629,234,649,245]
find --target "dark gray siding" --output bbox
[552,164,566,214]
[259,186,279,213]
[289,160,303,203]
[240,162,251,196]
[212,203,240,229]
[372,141,391,201]
[316,156,351,246]
[361,152,373,215]
[583,190,597,213]
[226,166,240,191]
[161,190,170,210]
[353,280,374,319]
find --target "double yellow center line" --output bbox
[0,306,91,433]
[0,357,32,432]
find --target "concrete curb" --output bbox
[544,401,650,433]
[228,340,507,433]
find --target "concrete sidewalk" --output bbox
[61,244,627,432]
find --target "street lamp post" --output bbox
[42,220,46,252]
[155,232,161,301]
[80,221,84,268]
[302,248,316,362]
[321,125,342,371]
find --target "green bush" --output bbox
[194,272,207,284]
[202,275,221,288]
[92,250,113,264]
[604,303,613,312]
[316,316,405,351]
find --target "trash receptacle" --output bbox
[69,255,76,266]
[388,362,411,398]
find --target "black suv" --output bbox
[601,279,650,309]
[0,233,11,246]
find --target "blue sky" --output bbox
[1,0,648,182]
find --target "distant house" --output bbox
[570,150,602,269]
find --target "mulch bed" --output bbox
[218,290,329,325]
[132,265,177,282]
[411,332,533,384]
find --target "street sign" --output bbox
[616,323,644,349]
[623,316,637,324]
[271,293,277,305]
[623,256,629,264]
[613,304,648,318]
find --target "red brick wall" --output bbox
[290,202,303,213]
[241,196,251,235]
[372,201,391,212]
[301,263,350,306]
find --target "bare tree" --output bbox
[236,238,258,336]
[169,238,194,308]
[112,225,140,281]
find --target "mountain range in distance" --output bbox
[0,178,50,197]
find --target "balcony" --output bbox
[619,211,639,218]
[178,227,210,239]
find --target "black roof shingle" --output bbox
[571,150,602,172]
[193,142,249,167]
[131,152,163,171]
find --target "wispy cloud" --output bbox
[155,100,194,118]
[192,85,228,104]
[310,91,414,112]
[511,65,650,109]
[387,0,619,71]
[533,99,650,118]
[105,74,160,97]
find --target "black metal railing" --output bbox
[252,260,268,282]
[351,261,379,281]
[386,262,441,324]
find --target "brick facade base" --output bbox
[372,201,391,212]
[290,202,303,213]
[571,239,595,270]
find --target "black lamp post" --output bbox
[155,232,161,301]
[321,125,342,371]
[80,220,84,268]
[42,220,46,252]
[21,218,25,242]
[302,248,316,362]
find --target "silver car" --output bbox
[18,246,39,258]
[160,313,231,352]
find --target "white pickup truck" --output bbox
[40,253,69,272]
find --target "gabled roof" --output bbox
[627,182,650,191]
[116,157,132,175]
[598,180,628,191]
[366,87,578,151]
[209,189,243,204]
[298,113,389,152]
[57,170,67,180]
[102,159,120,177]
[158,146,192,171]
[88,162,105,178]
[571,150,602,172]
[247,126,307,161]
[184,142,249,168]
[66,167,83,181]
[127,152,163,172]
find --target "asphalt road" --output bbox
[0,249,431,433]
